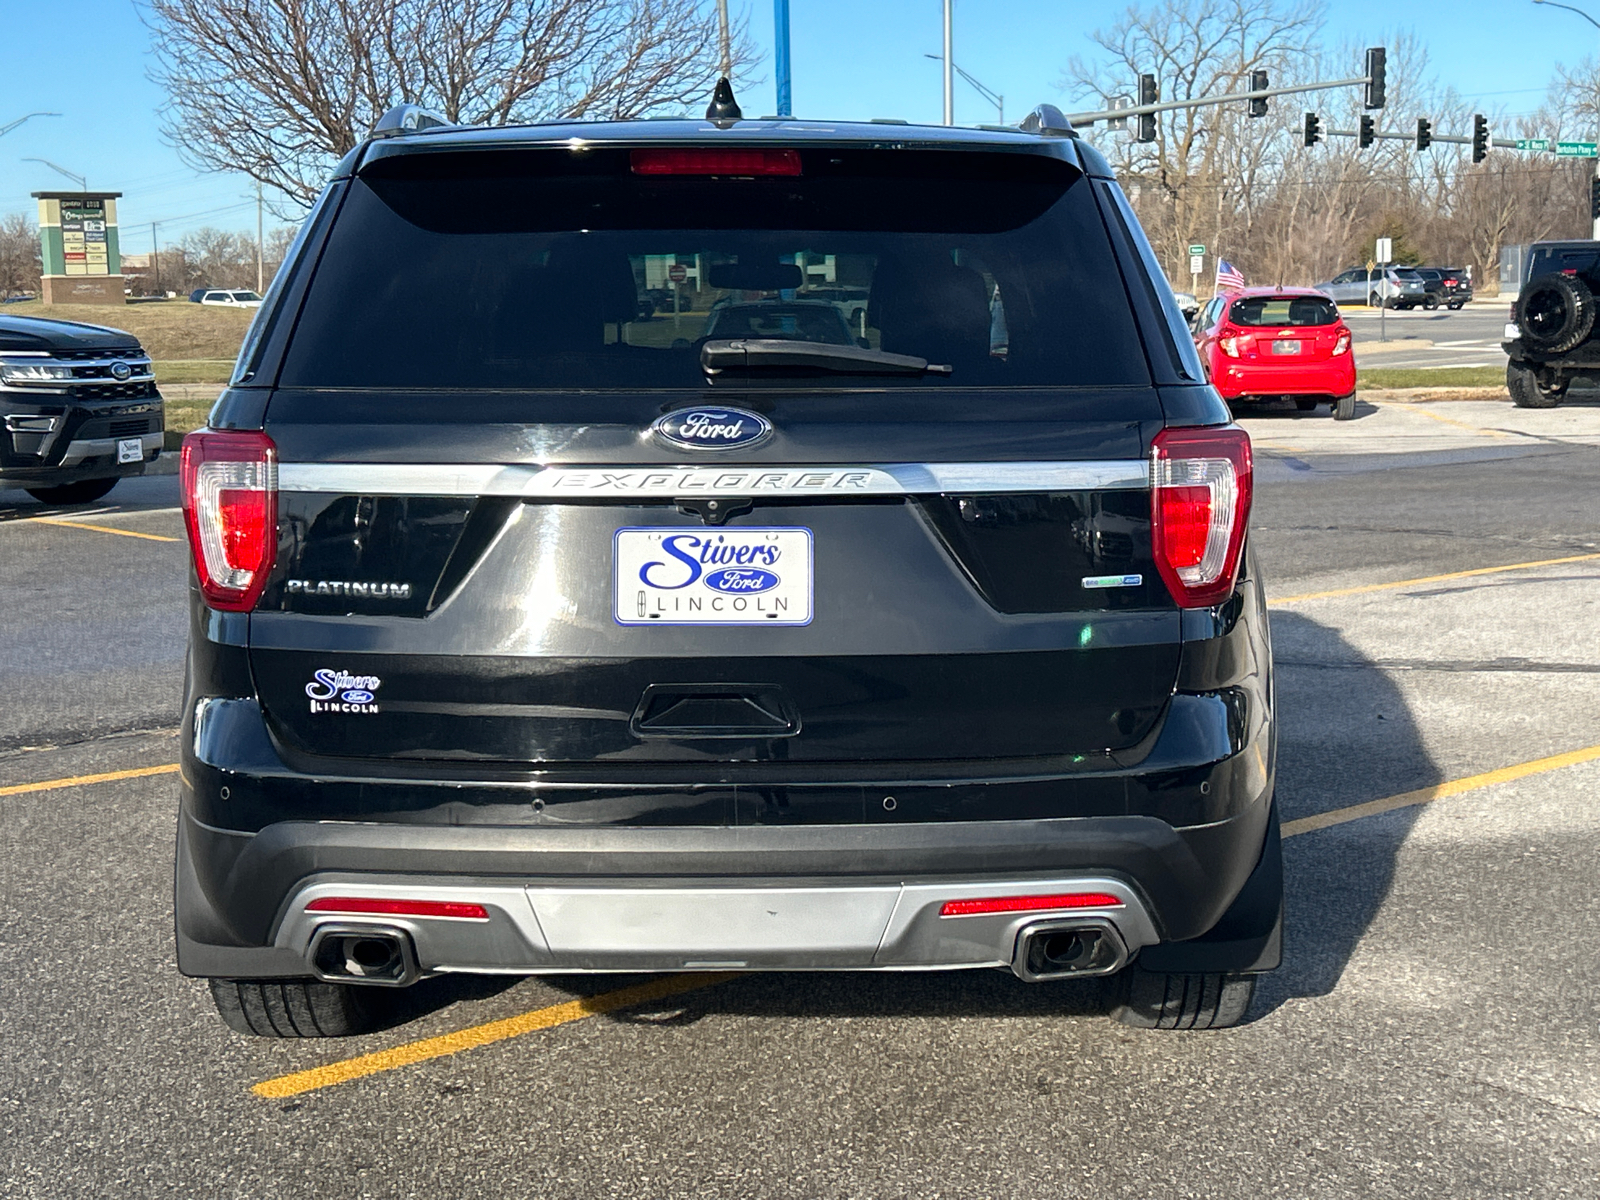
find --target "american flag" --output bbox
[1215,260,1246,291]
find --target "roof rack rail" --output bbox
[369,104,453,139]
[1018,104,1076,138]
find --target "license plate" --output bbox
[614,527,813,625]
[1270,339,1302,355]
[117,437,142,463]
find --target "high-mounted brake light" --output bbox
[939,892,1124,918]
[180,429,277,612]
[306,897,490,920]
[1150,425,1253,609]
[630,148,802,177]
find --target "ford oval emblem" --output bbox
[651,407,772,451]
[704,567,781,594]
[109,361,132,381]
[341,689,375,704]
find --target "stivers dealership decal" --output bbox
[305,668,382,713]
[614,527,813,625]
[650,407,773,451]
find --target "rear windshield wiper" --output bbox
[700,338,953,377]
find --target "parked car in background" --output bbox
[0,313,165,503]
[1412,267,1472,310]
[1171,291,1200,324]
[1194,287,1357,418]
[703,299,862,345]
[1314,266,1427,309]
[198,289,263,309]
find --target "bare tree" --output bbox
[0,214,41,299]
[146,0,756,206]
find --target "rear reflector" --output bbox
[306,897,490,920]
[939,892,1124,918]
[1150,425,1253,609]
[631,148,802,176]
[180,429,277,612]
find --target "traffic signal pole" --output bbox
[1067,74,1373,126]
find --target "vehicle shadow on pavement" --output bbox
[1251,609,1435,1019]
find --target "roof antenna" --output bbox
[706,77,743,124]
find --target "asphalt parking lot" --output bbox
[3,395,1599,1198]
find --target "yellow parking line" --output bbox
[253,972,736,1099]
[1399,405,1510,438]
[29,517,180,543]
[0,762,180,797]
[1271,551,1600,604]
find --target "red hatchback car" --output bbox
[1193,287,1357,419]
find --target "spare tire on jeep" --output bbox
[1519,272,1596,353]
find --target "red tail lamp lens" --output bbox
[1150,425,1253,609]
[939,893,1124,918]
[630,148,802,176]
[306,897,490,920]
[180,429,277,612]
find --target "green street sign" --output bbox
[1516,138,1551,151]
[1556,141,1598,157]
[1188,244,1206,256]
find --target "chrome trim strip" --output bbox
[56,432,163,467]
[277,460,1150,497]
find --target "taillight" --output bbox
[1218,335,1241,357]
[1150,425,1253,609]
[1332,329,1352,356]
[180,429,277,611]
[631,148,802,176]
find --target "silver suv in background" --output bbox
[1314,267,1427,309]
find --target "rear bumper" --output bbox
[1212,360,1355,399]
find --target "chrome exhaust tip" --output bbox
[308,923,420,987]
[1011,917,1129,983]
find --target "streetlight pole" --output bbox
[1534,0,1600,237]
[942,0,954,125]
[24,158,87,194]
[0,112,62,139]
[923,54,1003,124]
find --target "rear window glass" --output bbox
[279,147,1149,389]
[1228,296,1338,327]
[1529,248,1600,281]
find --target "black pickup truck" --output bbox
[0,313,165,504]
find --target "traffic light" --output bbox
[1303,112,1322,148]
[1137,74,1157,143]
[1365,47,1386,109]
[1249,70,1269,118]
[1590,177,1600,220]
[1359,115,1375,149]
[1472,114,1489,164]
[1416,117,1432,152]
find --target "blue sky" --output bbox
[0,0,1584,249]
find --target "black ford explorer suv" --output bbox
[0,314,164,503]
[178,98,1280,1037]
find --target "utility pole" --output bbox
[256,181,264,293]
[1533,0,1600,237]
[774,0,791,116]
[942,0,954,125]
[151,222,161,296]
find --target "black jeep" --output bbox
[1504,240,1600,407]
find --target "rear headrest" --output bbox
[869,255,991,363]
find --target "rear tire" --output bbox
[1333,392,1356,420]
[208,977,383,1038]
[1424,296,1440,310]
[1368,291,1383,308]
[1507,361,1565,408]
[24,477,118,505]
[1107,969,1257,1030]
